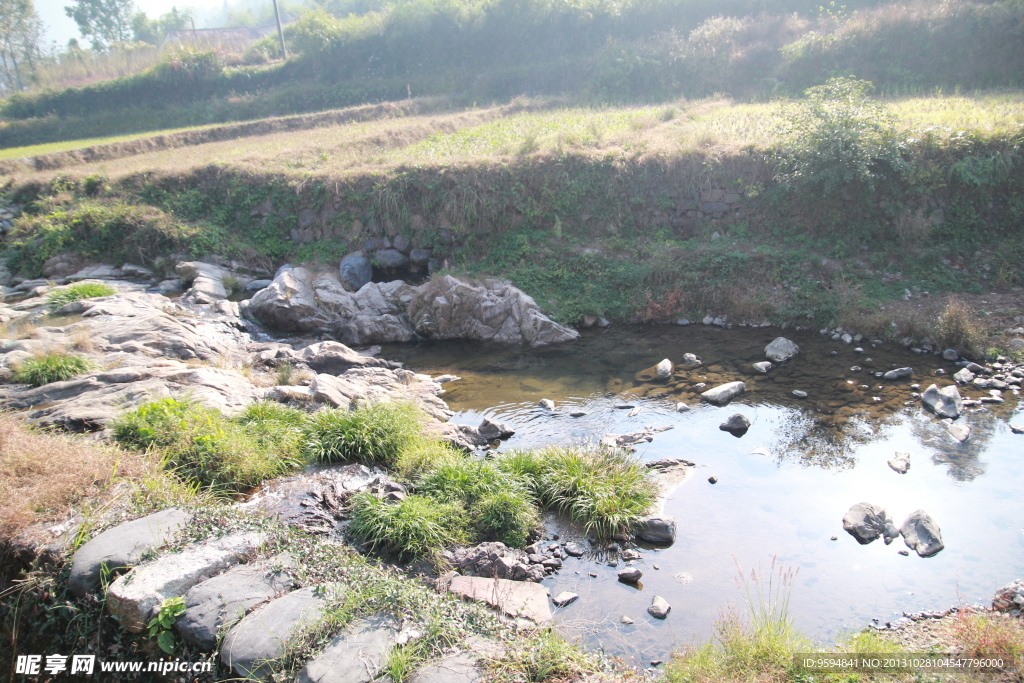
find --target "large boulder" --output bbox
[899,510,943,557]
[701,381,746,406]
[68,508,192,597]
[765,337,799,363]
[842,502,898,545]
[248,266,324,332]
[921,384,963,419]
[338,252,373,291]
[299,341,401,375]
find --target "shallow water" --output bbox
[380,326,1024,664]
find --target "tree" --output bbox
[132,7,191,46]
[65,0,136,51]
[0,0,44,93]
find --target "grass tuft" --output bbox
[489,629,599,682]
[303,402,421,468]
[347,492,468,561]
[932,298,986,356]
[13,352,94,386]
[45,281,116,308]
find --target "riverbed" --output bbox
[381,324,1024,666]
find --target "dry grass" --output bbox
[952,608,1024,667]
[0,414,148,540]
[931,298,986,354]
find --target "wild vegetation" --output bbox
[11,351,94,386]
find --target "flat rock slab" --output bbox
[177,555,295,651]
[448,576,552,623]
[69,508,192,597]
[221,586,332,679]
[407,653,484,683]
[107,532,265,631]
[296,613,398,683]
[701,381,746,406]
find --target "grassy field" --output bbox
[0,125,218,161]
[6,92,1024,181]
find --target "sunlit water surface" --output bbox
[380,325,1024,664]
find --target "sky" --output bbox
[33,0,202,49]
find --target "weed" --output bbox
[147,596,186,654]
[303,402,421,469]
[46,282,116,308]
[932,298,985,355]
[952,608,1024,667]
[490,629,599,682]
[477,490,539,548]
[347,492,468,561]
[13,352,94,386]
[393,437,463,479]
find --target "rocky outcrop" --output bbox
[442,542,547,583]
[106,532,266,631]
[68,508,192,596]
[900,510,943,557]
[248,267,578,348]
[842,503,898,545]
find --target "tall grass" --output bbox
[666,557,807,683]
[931,298,985,355]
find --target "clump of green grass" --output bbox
[476,490,538,548]
[347,492,468,561]
[497,446,656,539]
[113,397,304,492]
[303,402,421,468]
[393,436,463,478]
[13,352,94,386]
[46,282,117,308]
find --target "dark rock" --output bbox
[296,613,398,683]
[552,592,578,607]
[636,515,676,544]
[376,249,409,270]
[339,253,373,291]
[563,542,586,557]
[842,502,898,545]
[921,384,963,419]
[477,417,514,440]
[648,596,671,619]
[409,248,432,269]
[618,567,643,583]
[765,337,799,363]
[719,413,751,436]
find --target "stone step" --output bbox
[68,508,192,597]
[106,532,265,631]
[295,612,398,683]
[447,576,551,623]
[221,585,338,679]
[176,553,296,651]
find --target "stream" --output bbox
[380,324,1024,665]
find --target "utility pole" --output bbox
[272,0,287,60]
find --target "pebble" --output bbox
[708,475,718,484]
[830,536,838,541]
[539,399,555,410]
[792,390,808,398]
[648,596,671,619]
[898,550,909,556]
[675,402,691,412]
[620,616,634,624]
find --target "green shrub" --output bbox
[13,352,94,386]
[776,77,907,195]
[113,398,304,492]
[496,447,657,539]
[347,492,468,561]
[46,282,116,308]
[303,402,421,468]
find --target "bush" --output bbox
[776,77,907,195]
[497,447,657,539]
[303,402,421,468]
[113,398,304,492]
[347,492,468,561]
[46,282,116,308]
[13,352,93,386]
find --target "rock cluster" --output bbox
[842,503,943,557]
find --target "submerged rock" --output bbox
[765,337,799,363]
[884,367,913,380]
[701,381,746,406]
[552,592,579,607]
[648,596,671,619]
[753,361,772,373]
[899,510,944,557]
[842,502,899,545]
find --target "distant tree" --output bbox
[131,7,192,46]
[0,0,44,93]
[65,0,136,51]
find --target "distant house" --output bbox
[160,26,281,55]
